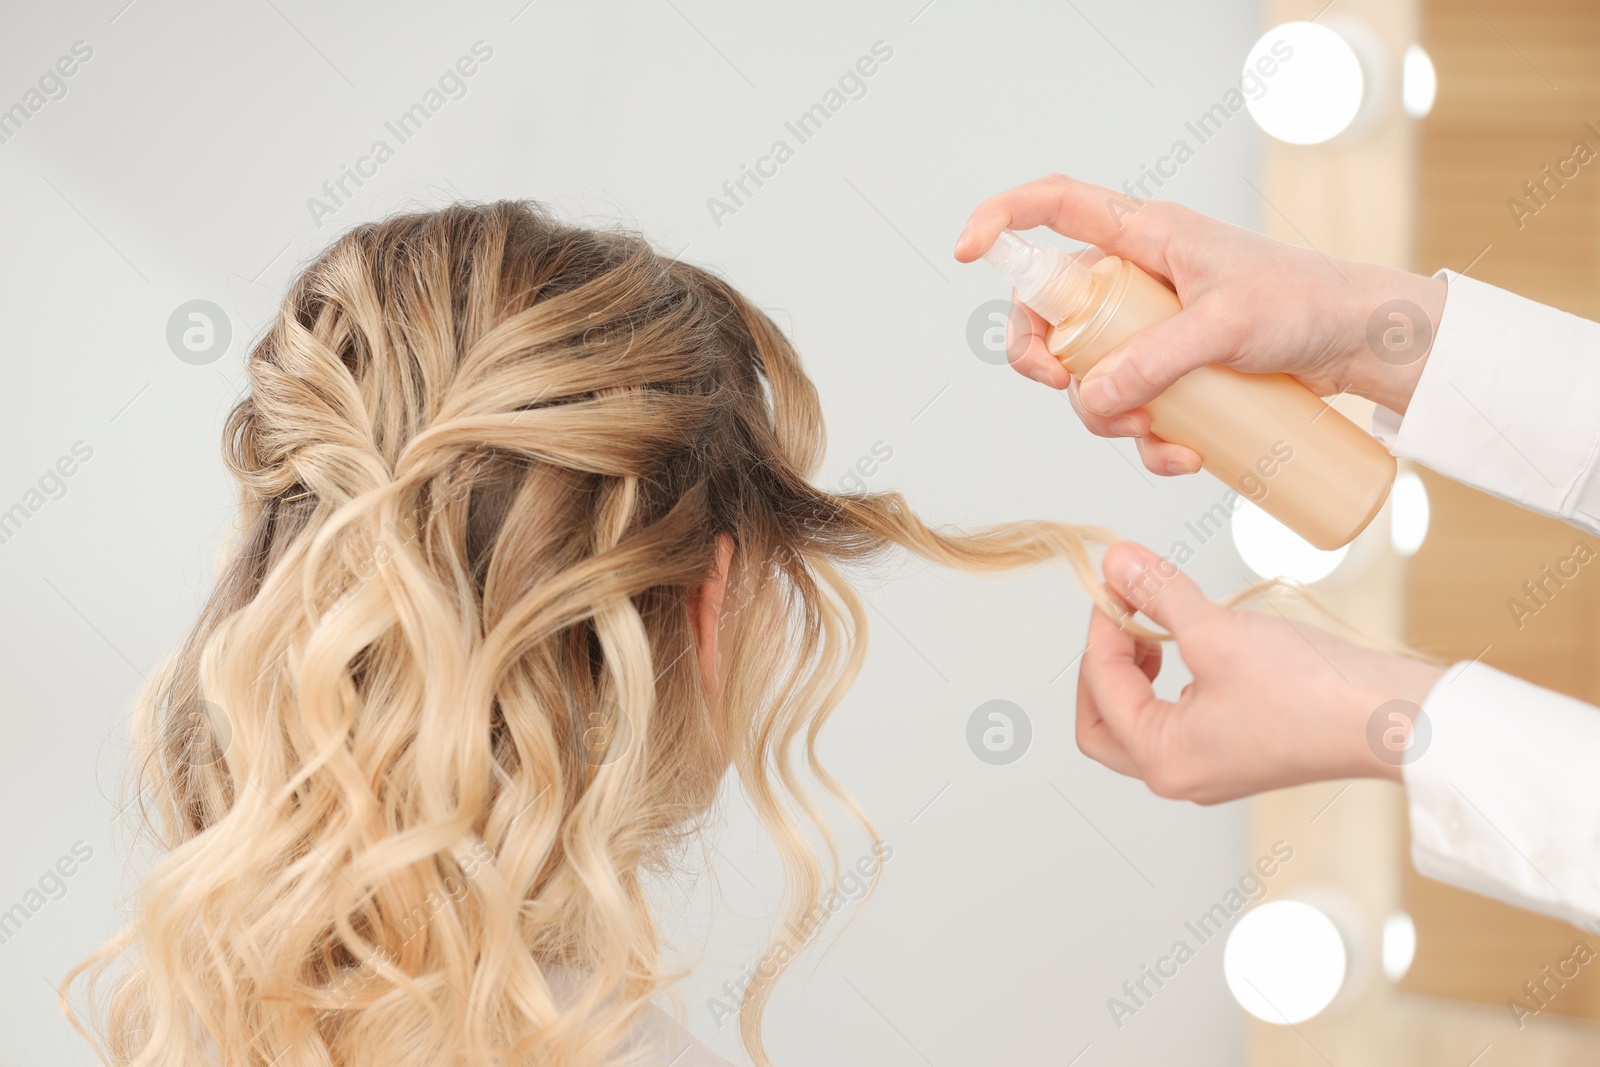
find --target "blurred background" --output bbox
[2,0,1597,1063]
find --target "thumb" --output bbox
[1101,542,1218,635]
[1077,306,1225,417]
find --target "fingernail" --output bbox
[1165,459,1198,475]
[1107,415,1141,436]
[1109,552,1149,593]
[1029,368,1056,387]
[1081,375,1121,414]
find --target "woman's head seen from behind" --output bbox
[69,200,1118,1067]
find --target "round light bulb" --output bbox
[1231,501,1349,584]
[1244,22,1365,145]
[1390,469,1430,557]
[1381,911,1417,982]
[1224,900,1348,1024]
[1402,44,1437,119]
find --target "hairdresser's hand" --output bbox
[1074,542,1445,803]
[953,174,1447,478]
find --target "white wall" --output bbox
[0,1,1270,1063]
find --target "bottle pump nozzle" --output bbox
[981,229,1093,325]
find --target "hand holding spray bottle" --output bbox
[981,230,1396,550]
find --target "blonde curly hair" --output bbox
[65,201,1124,1066]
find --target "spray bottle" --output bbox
[983,229,1395,550]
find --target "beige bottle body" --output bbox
[1046,256,1396,551]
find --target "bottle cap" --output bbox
[981,229,1095,325]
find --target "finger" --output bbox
[953,173,1172,270]
[1064,381,1203,473]
[1075,624,1141,777]
[1101,541,1220,635]
[1080,598,1165,747]
[1075,696,1140,777]
[1133,434,1203,477]
[1066,378,1150,439]
[1132,636,1163,682]
[1005,297,1070,388]
[1077,306,1231,417]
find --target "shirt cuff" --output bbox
[1404,661,1600,927]
[1369,270,1600,532]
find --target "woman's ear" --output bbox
[686,533,736,706]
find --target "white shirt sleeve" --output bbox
[1375,271,1600,925]
[1406,663,1600,927]
[1372,269,1600,535]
